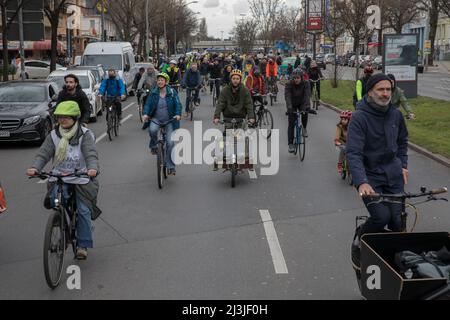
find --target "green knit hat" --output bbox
[54,101,81,117]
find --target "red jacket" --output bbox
[266,62,278,77]
[245,74,266,96]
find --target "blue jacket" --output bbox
[99,77,126,97]
[143,86,182,130]
[347,96,408,188]
[182,69,201,88]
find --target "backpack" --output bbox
[276,56,282,65]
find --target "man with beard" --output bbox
[56,74,91,125]
[347,73,409,244]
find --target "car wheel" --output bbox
[89,104,97,122]
[25,73,29,79]
[38,118,52,145]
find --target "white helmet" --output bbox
[170,60,177,65]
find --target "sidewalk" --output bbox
[426,60,450,74]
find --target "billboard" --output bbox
[383,34,419,98]
[6,0,45,42]
[306,0,323,32]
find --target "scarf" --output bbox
[54,122,79,165]
[367,96,390,113]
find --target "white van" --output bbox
[81,42,137,94]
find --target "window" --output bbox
[90,20,95,29]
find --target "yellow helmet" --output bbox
[230,69,243,79]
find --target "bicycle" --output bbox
[185,87,199,122]
[310,79,321,110]
[336,145,353,186]
[252,93,274,139]
[137,89,150,123]
[209,78,221,108]
[352,187,449,299]
[267,76,278,106]
[29,171,92,289]
[149,118,176,189]
[104,96,120,141]
[287,110,308,162]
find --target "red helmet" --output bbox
[340,110,353,120]
[364,65,374,74]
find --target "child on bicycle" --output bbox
[26,101,100,260]
[335,110,352,174]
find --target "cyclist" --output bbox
[243,55,255,78]
[0,180,6,214]
[387,74,416,120]
[181,62,202,118]
[353,65,374,107]
[335,110,352,174]
[133,67,146,105]
[266,58,279,97]
[208,58,222,98]
[276,53,283,77]
[56,74,91,125]
[245,66,266,105]
[199,57,210,90]
[98,69,126,120]
[26,101,99,260]
[308,60,324,100]
[166,60,181,92]
[347,73,409,239]
[304,54,312,71]
[222,64,233,86]
[142,73,182,176]
[285,68,313,153]
[137,64,158,106]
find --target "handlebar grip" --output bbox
[431,187,448,195]
[361,193,381,200]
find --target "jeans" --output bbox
[288,111,308,145]
[185,88,199,112]
[50,184,93,248]
[149,120,176,170]
[210,79,221,98]
[310,80,321,99]
[361,180,404,235]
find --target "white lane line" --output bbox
[121,114,133,124]
[95,132,107,144]
[248,170,258,179]
[259,209,289,274]
[123,102,136,112]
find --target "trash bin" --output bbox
[360,232,450,300]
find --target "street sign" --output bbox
[96,0,108,13]
[424,40,431,55]
[306,0,323,32]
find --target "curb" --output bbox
[320,101,450,168]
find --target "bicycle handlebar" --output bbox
[29,171,91,180]
[362,187,448,201]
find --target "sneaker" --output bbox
[168,169,176,176]
[76,247,88,260]
[288,144,295,153]
[337,162,343,174]
[151,148,158,155]
[303,128,308,138]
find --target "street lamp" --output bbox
[173,0,199,55]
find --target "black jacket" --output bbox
[284,80,311,111]
[308,67,323,81]
[208,63,222,79]
[133,72,143,90]
[56,85,91,124]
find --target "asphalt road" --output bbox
[323,65,450,101]
[0,87,449,299]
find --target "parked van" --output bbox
[81,42,137,94]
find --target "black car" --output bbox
[315,54,326,69]
[0,80,58,144]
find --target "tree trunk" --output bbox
[428,1,439,66]
[156,35,160,58]
[333,38,338,88]
[137,29,144,59]
[2,5,9,82]
[50,16,58,71]
[152,35,156,60]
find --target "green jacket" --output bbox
[391,86,413,113]
[214,84,255,120]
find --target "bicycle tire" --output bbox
[138,101,144,123]
[43,210,66,289]
[231,165,237,188]
[190,100,194,122]
[258,109,274,139]
[299,127,306,162]
[107,109,113,141]
[114,111,119,137]
[293,126,300,156]
[157,143,164,189]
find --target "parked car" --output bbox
[373,56,383,70]
[67,65,105,85]
[0,80,58,144]
[315,54,326,69]
[23,60,64,79]
[325,53,335,64]
[331,55,344,66]
[361,55,374,68]
[342,52,356,66]
[47,69,101,122]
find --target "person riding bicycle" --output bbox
[387,74,416,120]
[142,73,182,176]
[335,110,352,174]
[98,69,126,120]
[166,60,181,91]
[56,74,91,125]
[245,66,266,105]
[133,67,146,105]
[353,65,374,107]
[347,73,409,243]
[137,64,158,106]
[285,68,314,153]
[222,64,233,86]
[26,101,100,260]
[266,58,279,96]
[308,61,324,100]
[0,180,6,214]
[199,57,210,89]
[181,62,202,118]
[208,58,222,98]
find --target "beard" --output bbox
[372,94,391,107]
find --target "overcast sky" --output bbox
[191,0,302,39]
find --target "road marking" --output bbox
[123,102,136,112]
[121,114,133,124]
[38,179,48,184]
[259,209,289,274]
[95,132,107,144]
[249,170,258,179]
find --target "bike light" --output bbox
[23,115,41,126]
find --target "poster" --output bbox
[384,34,418,81]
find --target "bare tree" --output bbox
[44,0,69,72]
[442,0,450,16]
[325,0,346,87]
[231,19,258,53]
[382,0,423,33]
[109,0,141,42]
[248,0,282,52]
[416,0,441,66]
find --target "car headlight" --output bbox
[23,115,41,126]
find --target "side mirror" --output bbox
[125,64,130,72]
[52,94,58,102]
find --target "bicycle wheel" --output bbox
[231,165,237,188]
[114,111,119,137]
[106,109,113,141]
[299,127,306,162]
[43,210,66,289]
[293,126,299,156]
[138,100,144,123]
[258,109,274,139]
[157,143,164,189]
[190,99,194,122]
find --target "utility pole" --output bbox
[146,0,149,60]
[101,0,105,41]
[18,0,26,80]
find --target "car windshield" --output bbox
[48,75,90,90]
[0,85,46,102]
[82,55,122,71]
